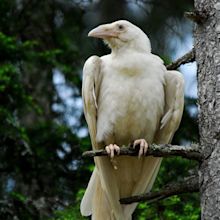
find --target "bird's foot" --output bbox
[105,144,120,158]
[133,139,148,158]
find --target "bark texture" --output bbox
[82,144,202,161]
[120,174,199,204]
[194,0,220,218]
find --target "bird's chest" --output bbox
[96,63,165,145]
[101,70,147,112]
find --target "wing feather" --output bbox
[81,56,102,216]
[155,70,184,144]
[82,55,102,149]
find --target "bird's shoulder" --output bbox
[99,52,163,68]
[83,55,101,72]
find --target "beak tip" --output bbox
[88,31,92,37]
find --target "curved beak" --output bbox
[88,24,118,39]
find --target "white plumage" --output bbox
[81,20,184,220]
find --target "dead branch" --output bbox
[120,174,199,204]
[184,10,208,24]
[82,143,203,162]
[166,48,195,70]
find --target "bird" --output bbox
[80,20,184,220]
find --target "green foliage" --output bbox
[0,2,86,219]
[134,158,200,219]
[136,192,200,220]
[0,32,39,62]
[0,36,33,172]
[51,190,86,220]
[52,207,84,220]
[10,191,27,202]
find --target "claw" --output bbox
[105,144,120,158]
[133,139,148,158]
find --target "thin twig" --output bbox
[166,48,195,70]
[120,174,199,204]
[184,11,208,24]
[82,143,203,162]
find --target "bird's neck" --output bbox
[110,41,151,56]
[111,46,149,57]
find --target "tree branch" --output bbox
[82,143,203,162]
[184,10,208,24]
[120,174,199,204]
[166,48,195,70]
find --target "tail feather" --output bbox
[81,158,162,220]
[123,157,162,219]
[81,168,115,220]
[80,168,98,216]
[92,177,114,220]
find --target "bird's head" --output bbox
[88,20,151,54]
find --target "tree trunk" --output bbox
[194,0,220,218]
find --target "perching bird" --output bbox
[81,20,184,220]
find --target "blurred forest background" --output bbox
[0,0,199,219]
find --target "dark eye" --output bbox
[118,24,124,30]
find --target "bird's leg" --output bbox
[105,144,120,169]
[105,144,120,158]
[133,139,148,158]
